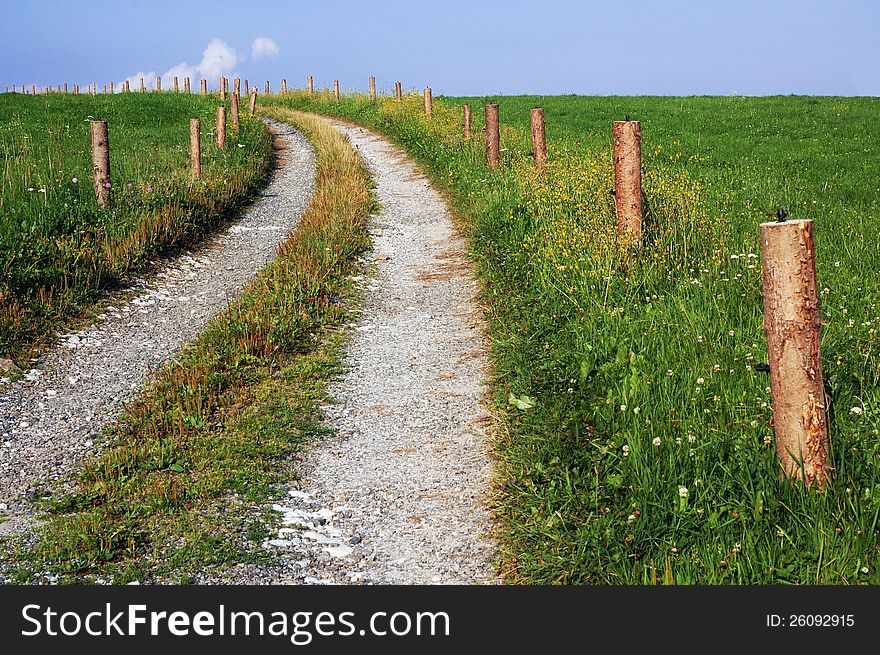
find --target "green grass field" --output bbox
[0,92,272,360]
[265,91,880,584]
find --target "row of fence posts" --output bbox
[16,73,830,490]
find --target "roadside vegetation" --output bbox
[9,108,374,582]
[0,92,272,361]
[264,90,880,584]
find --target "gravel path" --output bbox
[209,119,498,585]
[0,120,315,539]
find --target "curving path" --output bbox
[0,120,315,539]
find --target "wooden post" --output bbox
[90,120,110,208]
[216,106,226,149]
[307,75,313,96]
[369,75,376,103]
[74,84,79,96]
[125,80,130,93]
[102,84,106,94]
[173,76,179,92]
[230,92,240,131]
[333,80,339,102]
[31,84,36,95]
[201,79,207,96]
[760,219,831,489]
[281,79,287,94]
[189,118,201,180]
[248,88,257,117]
[64,83,68,93]
[156,77,161,92]
[140,77,145,93]
[234,77,240,97]
[613,120,642,243]
[265,80,270,95]
[424,87,432,117]
[395,81,402,103]
[219,76,225,99]
[185,77,190,93]
[485,103,499,169]
[463,104,471,139]
[109,81,114,94]
[244,79,249,96]
[530,108,547,168]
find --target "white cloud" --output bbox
[251,37,279,62]
[118,38,239,92]
[198,38,238,79]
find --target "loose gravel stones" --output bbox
[206,119,498,585]
[0,120,315,539]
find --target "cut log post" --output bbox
[185,77,190,93]
[234,77,240,97]
[248,88,257,117]
[485,103,500,169]
[109,81,114,94]
[90,120,110,208]
[463,104,471,139]
[612,119,643,244]
[64,83,68,93]
[395,81,402,103]
[156,77,161,92]
[333,80,339,102]
[424,87,432,117]
[230,92,240,131]
[281,79,287,94]
[265,80,270,95]
[125,80,130,93]
[530,108,547,168]
[189,118,201,180]
[74,84,79,95]
[102,84,106,94]
[201,79,207,96]
[369,75,376,103]
[140,77,145,93]
[173,76,179,92]
[216,106,226,149]
[760,218,831,489]
[307,75,313,96]
[244,79,249,96]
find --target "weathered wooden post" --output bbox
[189,118,201,180]
[125,80,130,93]
[74,84,79,96]
[230,92,240,131]
[102,84,107,94]
[613,119,642,244]
[64,83,68,93]
[90,120,110,207]
[281,79,287,94]
[140,77,145,93]
[156,77,161,92]
[216,106,226,149]
[530,108,547,168]
[760,218,831,489]
[424,87,432,117]
[185,77,190,93]
[31,84,36,95]
[369,75,376,103]
[244,79,249,96]
[234,77,240,97]
[485,103,500,169]
[248,88,257,117]
[463,104,471,139]
[307,75,313,96]
[201,79,207,96]
[395,81,402,103]
[173,76,179,92]
[333,80,340,102]
[219,76,225,98]
[109,81,114,94]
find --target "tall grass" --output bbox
[263,91,880,584]
[0,93,272,360]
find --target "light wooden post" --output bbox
[64,83,68,93]
[31,84,35,95]
[90,120,110,207]
[244,79,249,96]
[189,118,201,180]
[395,81,402,103]
[216,106,226,149]
[307,75,313,96]
[265,80,270,95]
[185,77,190,93]
[760,219,831,489]
[219,76,224,99]
[109,81,114,94]
[173,76,179,92]
[485,103,499,169]
[281,79,287,94]
[201,79,207,96]
[74,84,79,96]
[369,75,376,103]
[140,78,145,93]
[424,87,432,117]
[333,80,339,102]
[156,77,161,92]
[248,88,257,117]
[234,78,240,97]
[613,120,642,243]
[530,108,547,168]
[102,84,106,94]
[230,92,240,131]
[125,80,130,93]
[463,104,471,139]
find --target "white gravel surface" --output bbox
[208,119,498,585]
[0,120,314,540]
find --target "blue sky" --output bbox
[2,0,878,96]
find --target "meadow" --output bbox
[263,90,880,584]
[0,92,273,360]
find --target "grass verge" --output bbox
[5,108,374,583]
[262,91,880,584]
